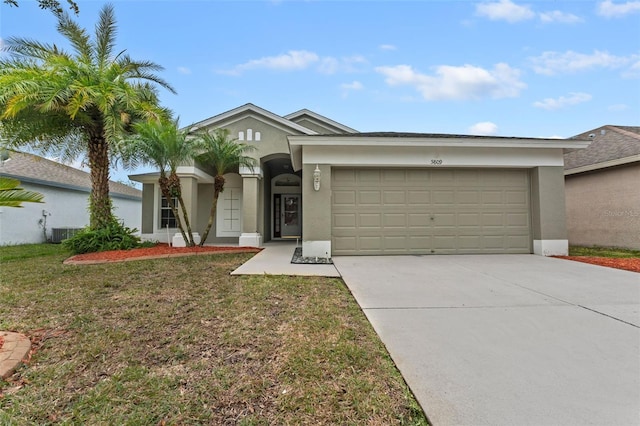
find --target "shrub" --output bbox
[62,220,142,254]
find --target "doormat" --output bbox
[291,247,333,264]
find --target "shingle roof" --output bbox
[0,151,142,199]
[565,125,640,171]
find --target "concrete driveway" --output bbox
[332,255,640,426]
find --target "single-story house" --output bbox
[0,150,142,245]
[130,103,590,257]
[564,125,640,250]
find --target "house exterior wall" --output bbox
[0,181,141,245]
[223,117,294,161]
[301,164,332,257]
[565,163,640,250]
[530,166,569,255]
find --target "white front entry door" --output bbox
[281,194,301,237]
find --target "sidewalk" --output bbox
[231,242,341,277]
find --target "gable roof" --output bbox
[188,103,319,135]
[0,151,142,200]
[284,108,358,134]
[565,125,640,174]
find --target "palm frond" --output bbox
[0,177,44,207]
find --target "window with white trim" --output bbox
[160,196,179,228]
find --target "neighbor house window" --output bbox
[161,196,179,228]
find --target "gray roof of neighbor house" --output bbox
[0,151,142,200]
[565,125,640,173]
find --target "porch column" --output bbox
[239,166,263,247]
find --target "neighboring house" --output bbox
[564,125,640,250]
[0,150,142,245]
[130,103,589,256]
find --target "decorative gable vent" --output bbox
[238,129,261,142]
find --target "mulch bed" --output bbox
[554,256,640,273]
[64,244,261,264]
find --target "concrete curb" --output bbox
[0,331,31,380]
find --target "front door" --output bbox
[277,194,301,238]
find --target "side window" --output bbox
[160,196,178,228]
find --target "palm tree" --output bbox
[0,4,174,230]
[0,176,44,207]
[122,119,197,246]
[195,128,256,246]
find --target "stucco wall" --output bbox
[0,181,141,245]
[565,163,640,249]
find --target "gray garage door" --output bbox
[331,168,531,255]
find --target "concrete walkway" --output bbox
[231,242,341,277]
[333,255,640,426]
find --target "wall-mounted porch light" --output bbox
[313,164,321,191]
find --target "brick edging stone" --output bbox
[0,331,31,379]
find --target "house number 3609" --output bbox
[430,159,443,165]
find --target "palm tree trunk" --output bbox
[176,193,195,246]
[199,175,225,246]
[169,172,194,247]
[87,129,114,230]
[159,174,190,246]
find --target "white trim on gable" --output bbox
[188,103,318,136]
[284,108,358,134]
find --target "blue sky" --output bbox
[1,0,639,184]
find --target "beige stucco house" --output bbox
[130,103,590,257]
[564,125,640,250]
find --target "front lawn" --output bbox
[0,244,427,425]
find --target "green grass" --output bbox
[569,245,640,258]
[0,244,428,425]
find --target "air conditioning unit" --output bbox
[51,228,82,243]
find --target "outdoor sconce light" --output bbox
[313,164,321,191]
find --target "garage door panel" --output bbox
[359,190,381,205]
[383,213,406,227]
[359,213,381,228]
[506,190,529,205]
[331,168,531,255]
[457,190,480,204]
[383,190,406,204]
[333,190,356,206]
[408,190,430,205]
[433,191,455,204]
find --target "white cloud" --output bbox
[529,50,631,75]
[177,66,191,75]
[597,0,640,17]
[539,10,584,23]
[340,81,364,98]
[475,0,535,23]
[379,44,397,51]
[622,58,640,78]
[341,81,363,91]
[0,37,5,50]
[533,92,592,110]
[469,122,499,136]
[608,103,628,111]
[220,50,319,75]
[220,51,366,75]
[375,62,526,101]
[318,55,367,74]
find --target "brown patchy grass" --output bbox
[0,244,427,425]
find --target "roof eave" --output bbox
[564,154,640,175]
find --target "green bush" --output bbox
[62,220,142,254]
